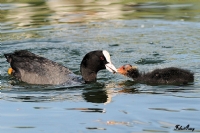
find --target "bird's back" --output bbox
[5,50,74,85]
[143,67,194,85]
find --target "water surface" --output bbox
[1,0,200,133]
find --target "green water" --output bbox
[1,0,200,133]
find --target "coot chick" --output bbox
[117,64,194,85]
[4,50,117,85]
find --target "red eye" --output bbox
[100,56,104,60]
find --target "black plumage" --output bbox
[4,50,117,85]
[118,64,194,85]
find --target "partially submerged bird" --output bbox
[117,64,194,85]
[4,50,117,85]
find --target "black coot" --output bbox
[4,50,117,85]
[118,64,194,85]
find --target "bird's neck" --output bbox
[127,69,140,79]
[81,68,97,83]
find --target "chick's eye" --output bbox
[100,56,104,60]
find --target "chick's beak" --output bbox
[117,66,126,75]
[105,62,117,73]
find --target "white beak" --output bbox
[105,62,117,73]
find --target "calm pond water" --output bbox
[1,0,200,133]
